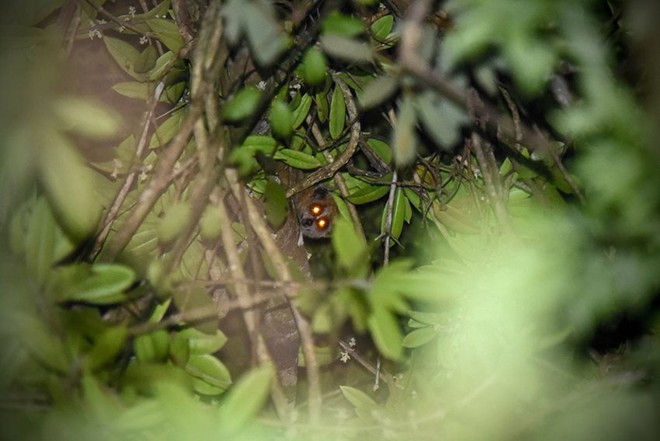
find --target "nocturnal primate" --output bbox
[294,184,338,239]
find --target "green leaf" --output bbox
[147,51,177,81]
[269,99,294,141]
[179,328,228,355]
[391,96,418,167]
[358,75,399,110]
[103,36,144,80]
[381,187,408,240]
[112,81,151,100]
[322,11,365,37]
[320,35,374,64]
[243,0,290,66]
[150,107,186,148]
[274,149,322,170]
[21,197,75,284]
[371,14,394,40]
[415,91,467,149]
[147,18,184,53]
[85,325,129,371]
[53,263,136,305]
[329,84,346,140]
[505,34,555,95]
[39,135,101,240]
[301,47,328,86]
[184,354,232,394]
[332,218,367,272]
[315,89,330,123]
[157,202,192,244]
[218,364,274,434]
[200,205,223,241]
[53,97,121,139]
[171,287,219,334]
[264,178,288,228]
[367,138,392,164]
[134,44,158,73]
[9,312,69,373]
[134,330,170,363]
[346,183,390,205]
[340,385,379,411]
[292,93,312,129]
[368,307,403,360]
[402,326,437,348]
[224,86,262,122]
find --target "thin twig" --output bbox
[383,171,399,264]
[92,85,162,260]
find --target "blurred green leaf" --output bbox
[200,205,224,241]
[85,325,129,371]
[269,99,294,141]
[157,202,192,244]
[301,47,328,86]
[340,385,379,411]
[224,86,262,122]
[322,11,365,37]
[52,263,135,305]
[243,0,290,66]
[415,91,468,149]
[358,74,399,110]
[171,287,218,334]
[329,84,346,139]
[263,178,288,228]
[402,326,437,348]
[184,354,232,394]
[368,306,403,360]
[320,35,374,63]
[53,97,121,139]
[134,330,170,363]
[20,197,74,283]
[179,328,228,355]
[218,364,273,434]
[39,135,101,240]
[391,96,418,167]
[332,218,368,274]
[8,312,69,373]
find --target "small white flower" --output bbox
[118,26,126,33]
[128,6,136,17]
[88,29,96,40]
[339,351,351,363]
[97,19,107,24]
[348,337,356,347]
[139,35,148,45]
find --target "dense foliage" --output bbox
[1,0,659,440]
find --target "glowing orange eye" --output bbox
[316,217,328,230]
[310,204,323,216]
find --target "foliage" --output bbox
[1,0,659,440]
